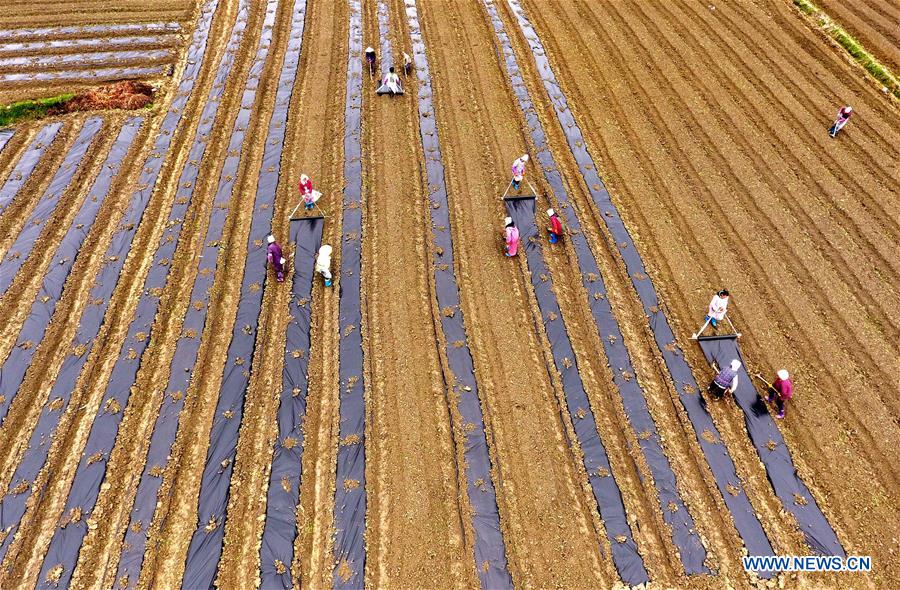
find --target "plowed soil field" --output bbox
[0,0,895,589]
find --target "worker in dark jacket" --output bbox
[267,235,285,283]
[709,359,741,399]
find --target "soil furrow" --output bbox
[357,0,469,587]
[616,0,900,417]
[174,1,295,586]
[0,118,104,296]
[419,0,621,585]
[403,0,513,586]
[0,122,64,220]
[331,2,366,586]
[516,0,772,579]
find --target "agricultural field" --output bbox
[0,0,896,589]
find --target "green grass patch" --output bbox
[0,93,74,128]
[792,0,899,99]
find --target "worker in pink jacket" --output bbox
[829,105,852,138]
[267,235,285,282]
[503,217,519,257]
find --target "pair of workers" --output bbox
[267,235,333,289]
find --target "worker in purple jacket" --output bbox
[709,359,741,400]
[267,234,285,282]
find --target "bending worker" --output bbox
[365,46,377,77]
[267,235,286,283]
[709,359,741,400]
[377,66,403,96]
[503,217,519,257]
[547,208,564,243]
[315,244,333,287]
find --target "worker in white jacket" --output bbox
[698,289,729,335]
[315,244,333,287]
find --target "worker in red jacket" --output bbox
[547,208,564,243]
[267,235,285,282]
[765,369,793,419]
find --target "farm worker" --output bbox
[765,369,793,419]
[365,46,377,76]
[403,51,413,76]
[503,217,519,257]
[315,244,333,287]
[299,173,313,197]
[267,235,285,283]
[709,359,741,400]
[547,208,564,243]
[511,154,528,191]
[378,66,403,96]
[703,289,729,330]
[829,105,852,138]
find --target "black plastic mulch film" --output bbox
[504,0,842,564]
[183,0,309,586]
[0,118,104,427]
[504,197,648,586]
[0,117,105,297]
[0,129,12,155]
[112,0,268,584]
[697,336,844,557]
[259,215,321,590]
[34,0,223,584]
[0,122,63,218]
[404,0,513,587]
[332,0,365,587]
[0,116,140,567]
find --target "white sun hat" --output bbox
[267,235,275,244]
[730,359,741,371]
[777,369,789,380]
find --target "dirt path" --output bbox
[354,1,470,587]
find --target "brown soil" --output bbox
[0,0,895,588]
